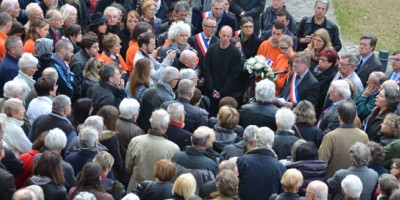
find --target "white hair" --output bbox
[3,80,23,98]
[150,109,170,130]
[341,175,363,198]
[307,180,328,200]
[160,66,179,83]
[122,193,140,200]
[177,79,195,97]
[179,68,197,80]
[73,191,96,200]
[45,128,67,151]
[167,102,185,120]
[79,127,99,149]
[18,53,39,71]
[256,127,275,149]
[275,107,295,131]
[60,4,77,21]
[1,0,18,12]
[330,80,351,99]
[255,79,275,102]
[83,116,104,132]
[167,21,191,41]
[119,98,140,119]
[242,125,259,142]
[104,6,118,16]
[52,95,71,113]
[25,3,41,17]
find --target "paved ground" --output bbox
[264,0,359,56]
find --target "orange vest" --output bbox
[125,40,139,72]
[0,32,7,61]
[100,52,128,71]
[274,53,295,95]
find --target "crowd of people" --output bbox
[0,0,399,199]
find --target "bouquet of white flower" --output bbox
[244,55,275,81]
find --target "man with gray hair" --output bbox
[221,125,259,159]
[30,94,76,146]
[318,80,353,135]
[237,126,286,200]
[354,71,387,120]
[126,109,179,192]
[0,36,24,97]
[1,0,20,20]
[161,79,208,133]
[332,54,364,96]
[340,175,363,200]
[327,142,378,200]
[305,180,328,200]
[165,102,192,150]
[239,79,278,131]
[139,66,180,132]
[273,107,299,160]
[180,68,199,86]
[45,9,63,44]
[24,3,44,29]
[116,98,144,160]
[104,6,120,34]
[65,126,100,175]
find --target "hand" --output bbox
[212,90,220,99]
[152,47,161,59]
[282,102,294,108]
[362,85,379,98]
[166,50,177,60]
[117,78,125,89]
[239,11,245,18]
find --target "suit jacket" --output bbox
[278,70,319,107]
[386,70,400,82]
[216,12,237,37]
[327,166,378,200]
[47,28,63,47]
[356,54,383,87]
[318,99,354,135]
[187,34,219,69]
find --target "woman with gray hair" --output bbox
[13,53,38,101]
[157,21,195,67]
[0,79,24,111]
[3,98,32,156]
[327,142,378,200]
[273,107,299,160]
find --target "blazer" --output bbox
[356,55,383,87]
[187,34,219,69]
[278,70,319,107]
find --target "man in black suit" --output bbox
[386,50,400,82]
[165,102,192,151]
[188,17,219,69]
[356,34,383,87]
[198,0,237,37]
[45,9,63,46]
[277,51,319,108]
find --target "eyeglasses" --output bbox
[391,165,399,169]
[279,46,289,51]
[204,25,217,29]
[391,57,400,62]
[243,25,254,29]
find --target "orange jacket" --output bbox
[100,52,128,71]
[257,39,281,67]
[24,39,35,54]
[0,32,7,61]
[274,53,295,95]
[125,40,139,72]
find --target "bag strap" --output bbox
[140,181,154,199]
[293,125,303,139]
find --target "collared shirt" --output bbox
[359,52,374,68]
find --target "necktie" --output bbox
[356,59,363,71]
[54,32,59,41]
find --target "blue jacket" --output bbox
[0,53,19,97]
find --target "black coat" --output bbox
[356,55,383,87]
[172,146,218,176]
[239,101,278,131]
[161,97,208,133]
[229,0,265,35]
[0,163,15,200]
[165,123,192,151]
[237,148,285,200]
[278,70,320,107]
[364,109,392,142]
[86,81,127,114]
[187,35,219,69]
[133,181,173,200]
[314,65,338,117]
[138,84,175,132]
[117,28,131,60]
[27,178,67,200]
[273,131,299,160]
[292,123,323,148]
[1,147,23,177]
[70,50,92,101]
[286,160,327,196]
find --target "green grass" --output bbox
[333,0,400,53]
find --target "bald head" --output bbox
[12,188,37,200]
[42,67,59,81]
[219,160,238,176]
[179,50,198,69]
[381,80,399,90]
[306,180,328,200]
[191,126,212,148]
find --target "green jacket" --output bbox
[384,139,400,168]
[354,89,378,120]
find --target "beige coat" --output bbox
[318,125,369,178]
[125,130,180,192]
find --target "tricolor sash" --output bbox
[289,72,299,103]
[202,11,212,19]
[195,32,209,57]
[234,30,241,38]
